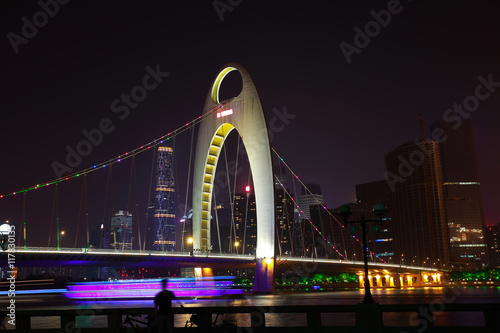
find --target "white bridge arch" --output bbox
[192,63,275,293]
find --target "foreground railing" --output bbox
[2,303,500,332]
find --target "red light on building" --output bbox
[245,185,251,193]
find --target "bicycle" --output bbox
[183,310,237,333]
[120,312,156,333]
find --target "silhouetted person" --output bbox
[154,278,176,333]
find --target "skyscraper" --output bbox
[431,120,487,269]
[274,167,295,256]
[355,180,394,262]
[385,140,450,268]
[110,210,133,250]
[298,184,324,220]
[233,191,257,254]
[485,225,500,269]
[154,146,176,251]
[297,184,324,257]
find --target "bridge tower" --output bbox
[192,63,275,294]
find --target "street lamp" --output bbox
[338,202,388,304]
[0,223,11,251]
[60,231,65,248]
[234,241,240,255]
[99,224,104,249]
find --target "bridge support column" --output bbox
[414,273,422,287]
[394,273,402,288]
[253,258,274,294]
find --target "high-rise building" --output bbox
[485,225,500,269]
[233,191,257,255]
[355,180,394,262]
[110,210,133,250]
[297,184,324,257]
[144,202,156,251]
[154,146,176,251]
[298,183,323,220]
[385,140,450,269]
[431,120,487,269]
[211,203,232,253]
[275,186,295,256]
[180,210,193,252]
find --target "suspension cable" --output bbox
[84,175,89,247]
[273,148,385,263]
[20,192,27,249]
[222,132,237,253]
[275,175,347,260]
[0,102,230,200]
[181,127,195,251]
[74,176,86,247]
[241,171,251,255]
[132,156,141,252]
[48,185,57,247]
[100,165,112,249]
[213,193,222,254]
[143,145,157,251]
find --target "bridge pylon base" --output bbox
[252,258,274,294]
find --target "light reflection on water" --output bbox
[4,287,499,329]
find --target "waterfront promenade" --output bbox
[2,287,500,332]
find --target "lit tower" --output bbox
[110,210,133,250]
[154,146,176,251]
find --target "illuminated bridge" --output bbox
[0,63,446,292]
[5,247,443,287]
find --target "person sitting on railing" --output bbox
[154,278,176,333]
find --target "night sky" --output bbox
[1,1,499,247]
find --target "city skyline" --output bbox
[1,2,499,251]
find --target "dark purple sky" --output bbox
[1,1,499,246]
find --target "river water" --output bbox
[4,286,500,330]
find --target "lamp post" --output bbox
[338,202,388,304]
[234,241,240,255]
[60,231,65,248]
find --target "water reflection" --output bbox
[3,287,498,329]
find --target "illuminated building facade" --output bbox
[274,167,295,256]
[485,225,500,269]
[233,191,257,254]
[154,146,176,251]
[431,120,487,269]
[355,180,394,261]
[275,187,295,256]
[297,184,324,257]
[110,210,133,250]
[386,140,450,269]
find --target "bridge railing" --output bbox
[2,303,500,332]
[276,255,440,271]
[14,247,255,258]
